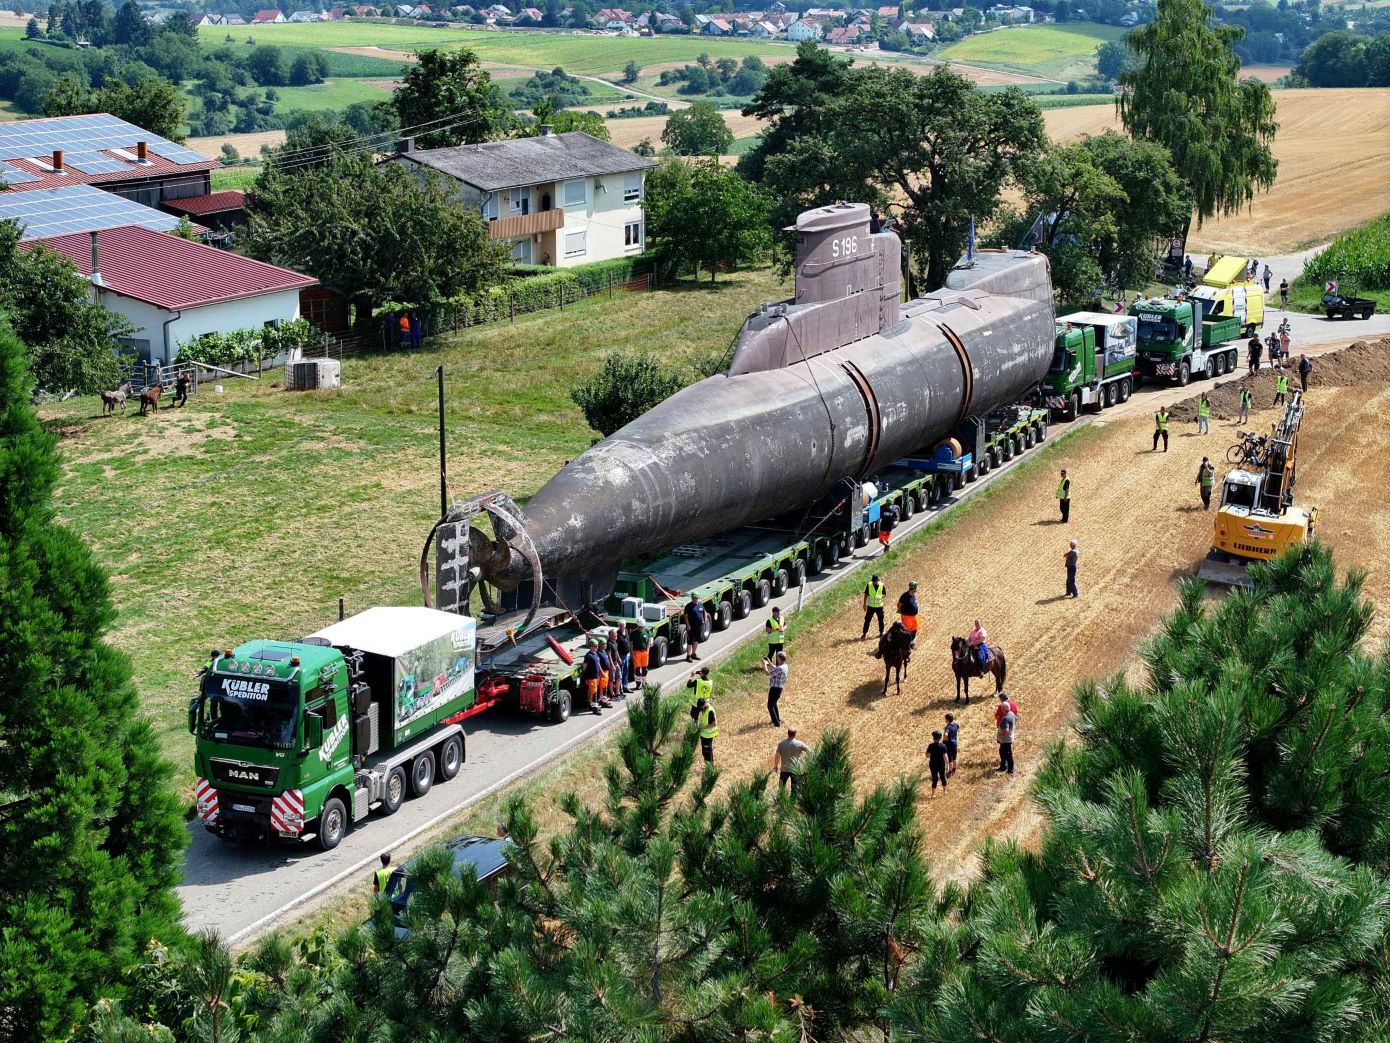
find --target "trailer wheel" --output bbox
[712,600,733,631]
[317,797,348,851]
[1023,426,1035,449]
[1118,379,1131,403]
[1036,419,1047,441]
[808,550,825,576]
[855,524,869,548]
[732,589,752,620]
[900,496,914,521]
[699,612,713,642]
[992,448,1003,469]
[650,636,669,670]
[438,735,463,779]
[953,471,965,490]
[380,767,406,816]
[549,688,572,723]
[668,624,686,657]
[752,578,771,607]
[410,752,435,798]
[772,568,789,597]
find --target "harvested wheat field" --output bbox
[1042,88,1390,255]
[653,337,1390,881]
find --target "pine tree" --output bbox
[0,324,186,1041]
[893,542,1390,1042]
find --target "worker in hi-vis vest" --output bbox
[861,573,887,640]
[687,666,712,720]
[696,697,719,763]
[373,852,393,896]
[1274,372,1290,407]
[765,607,786,661]
[1056,469,1071,524]
[1152,409,1170,453]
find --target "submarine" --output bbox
[446,201,1056,612]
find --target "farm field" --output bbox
[934,21,1127,81]
[42,269,786,782]
[1041,87,1390,255]
[265,76,394,112]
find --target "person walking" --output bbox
[1248,335,1262,375]
[897,580,919,645]
[630,624,650,690]
[1273,371,1289,407]
[686,666,712,720]
[997,703,1016,775]
[1056,468,1071,523]
[1196,457,1216,510]
[765,606,786,662]
[1238,386,1253,425]
[1196,394,1211,435]
[774,727,810,795]
[1262,264,1273,293]
[877,500,899,552]
[1279,278,1289,309]
[1298,353,1312,392]
[861,573,887,640]
[762,651,788,726]
[943,712,960,775]
[695,697,718,763]
[1064,539,1079,599]
[1152,408,1170,452]
[373,853,393,896]
[925,731,949,795]
[683,594,706,662]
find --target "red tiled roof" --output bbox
[24,225,316,311]
[162,190,247,216]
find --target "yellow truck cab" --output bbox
[1190,256,1265,335]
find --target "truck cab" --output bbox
[1133,297,1242,385]
[1043,313,1137,418]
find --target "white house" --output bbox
[787,17,824,39]
[393,129,656,267]
[26,225,316,365]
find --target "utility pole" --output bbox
[437,365,448,519]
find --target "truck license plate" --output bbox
[232,803,256,813]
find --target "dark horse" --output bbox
[874,621,914,694]
[139,383,164,416]
[950,636,1007,703]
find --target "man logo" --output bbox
[1242,522,1276,538]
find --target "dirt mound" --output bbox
[1168,337,1390,421]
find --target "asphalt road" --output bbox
[176,310,1389,943]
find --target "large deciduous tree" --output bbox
[1119,0,1278,241]
[393,47,506,148]
[659,100,733,156]
[42,73,186,142]
[645,158,771,282]
[246,156,508,316]
[0,325,186,1042]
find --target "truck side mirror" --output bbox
[306,714,323,749]
[187,698,199,735]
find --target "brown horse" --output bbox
[100,381,131,415]
[874,621,913,694]
[139,383,164,416]
[950,636,1007,703]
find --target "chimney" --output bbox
[52,149,63,171]
[136,140,148,161]
[89,230,103,289]
[396,136,415,154]
[539,124,553,137]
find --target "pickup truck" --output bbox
[1322,291,1377,320]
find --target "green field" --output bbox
[936,22,1127,81]
[269,76,395,112]
[41,268,784,784]
[198,22,798,76]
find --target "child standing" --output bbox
[943,713,960,776]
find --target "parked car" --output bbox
[377,834,513,937]
[1321,291,1377,320]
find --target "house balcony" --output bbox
[488,208,564,240]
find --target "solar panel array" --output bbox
[0,113,212,180]
[0,184,183,241]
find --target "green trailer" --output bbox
[192,606,477,850]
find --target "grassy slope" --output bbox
[268,77,395,112]
[935,22,1126,80]
[43,269,785,783]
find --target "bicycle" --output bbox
[1226,432,1268,467]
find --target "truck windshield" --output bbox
[200,674,299,750]
[1136,315,1176,344]
[1049,347,1072,373]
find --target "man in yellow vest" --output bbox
[1056,468,1071,524]
[1152,408,1169,453]
[1196,456,1216,510]
[861,573,887,640]
[1273,371,1289,407]
[1238,386,1253,425]
[695,697,719,763]
[765,606,786,661]
[687,666,712,722]
[373,852,393,897]
[1196,394,1211,435]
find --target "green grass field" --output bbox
[211,165,262,189]
[269,76,395,112]
[935,22,1127,81]
[41,268,785,785]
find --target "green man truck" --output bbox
[1131,297,1244,386]
[191,606,477,850]
[1041,311,1138,420]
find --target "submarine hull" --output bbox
[470,203,1056,604]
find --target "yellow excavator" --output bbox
[1198,389,1317,587]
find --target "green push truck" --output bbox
[192,607,478,850]
[1041,311,1139,420]
[1131,297,1245,386]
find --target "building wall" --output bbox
[550,171,645,267]
[97,287,305,364]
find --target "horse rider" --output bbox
[897,581,919,646]
[969,619,990,669]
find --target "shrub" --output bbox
[570,351,686,436]
[176,318,321,368]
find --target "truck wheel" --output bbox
[1118,378,1131,403]
[712,599,733,631]
[317,797,348,851]
[752,578,771,607]
[792,560,807,587]
[977,453,989,475]
[1226,350,1237,373]
[438,735,463,780]
[699,612,713,642]
[913,490,926,512]
[1067,393,1080,421]
[771,568,789,597]
[809,550,825,576]
[549,688,572,723]
[668,624,686,656]
[732,589,752,620]
[410,752,435,798]
[1178,360,1191,386]
[953,471,965,490]
[380,767,406,816]
[1101,384,1113,409]
[900,496,914,520]
[650,636,669,669]
[1206,357,1217,380]
[1023,426,1035,449]
[991,448,1003,469]
[1036,420,1047,441]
